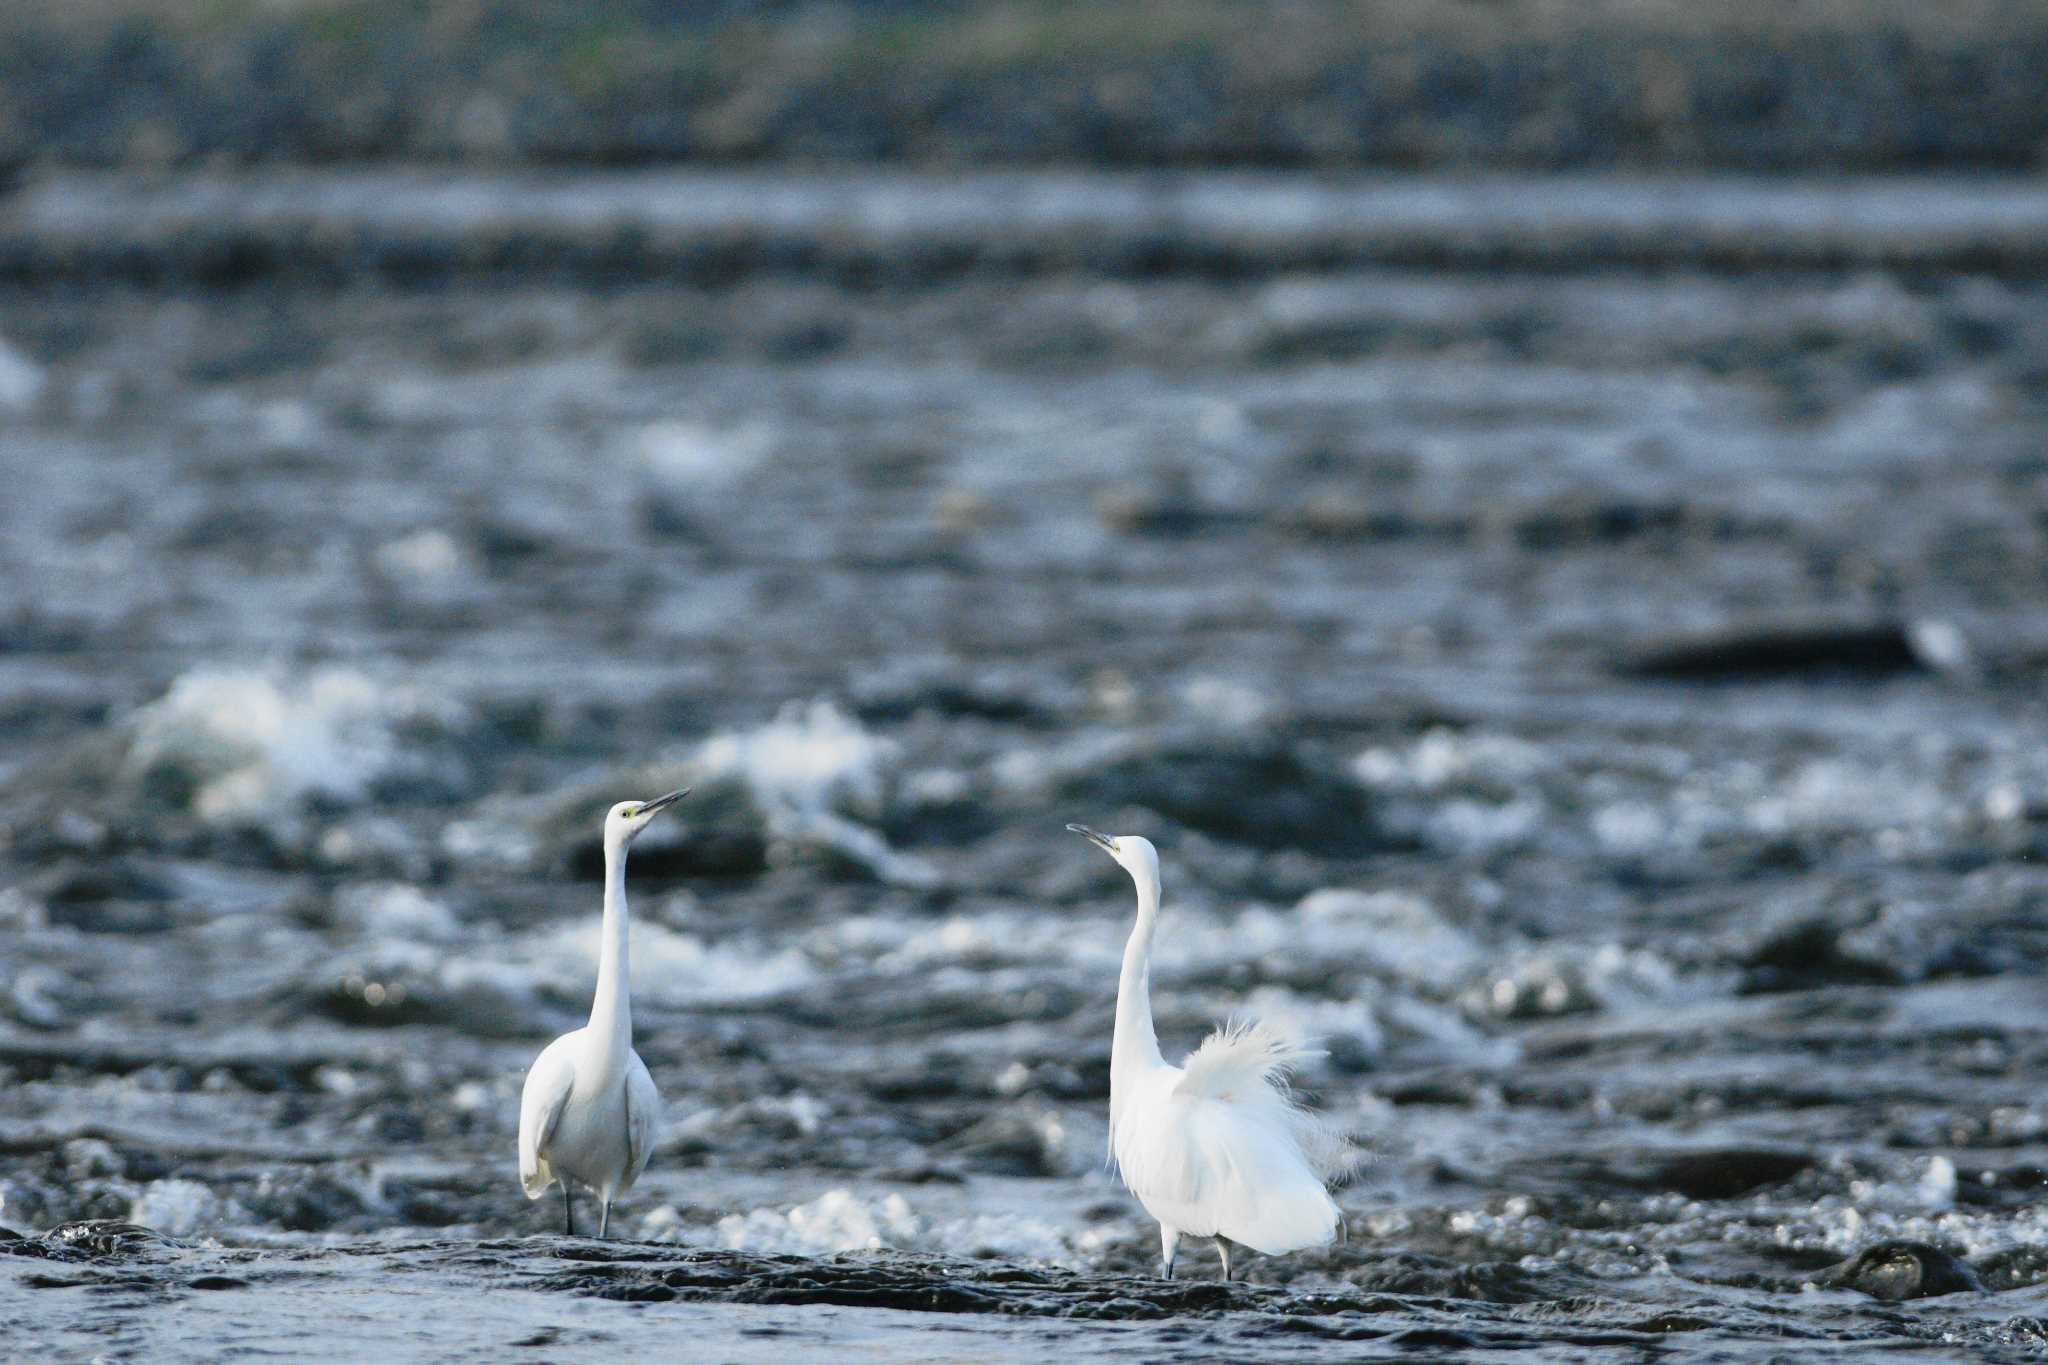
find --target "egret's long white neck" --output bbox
[588,830,633,1060]
[1110,859,1166,1131]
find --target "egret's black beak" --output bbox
[1067,823,1116,854]
[642,788,690,816]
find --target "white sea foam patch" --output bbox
[0,335,46,413]
[1296,889,1485,986]
[862,908,1124,976]
[855,889,1482,993]
[1178,675,1272,729]
[130,1178,222,1238]
[122,667,465,822]
[1353,728,1551,792]
[1750,1157,2048,1261]
[643,1188,1078,1262]
[373,528,470,582]
[714,1188,920,1254]
[524,919,816,1006]
[1229,984,1517,1073]
[331,882,459,944]
[637,418,776,486]
[693,700,938,888]
[696,699,893,817]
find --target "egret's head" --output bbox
[1067,824,1159,882]
[605,788,689,845]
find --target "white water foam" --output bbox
[693,700,938,887]
[123,667,464,823]
[130,1178,221,1238]
[642,1187,1079,1263]
[695,699,892,818]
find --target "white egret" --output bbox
[1069,823,1344,1281]
[518,789,687,1238]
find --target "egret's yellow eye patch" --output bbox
[621,805,639,819]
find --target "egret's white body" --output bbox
[1070,824,1344,1281]
[518,790,685,1238]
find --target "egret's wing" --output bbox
[518,1036,577,1199]
[1173,1088,1339,1254]
[621,1049,662,1193]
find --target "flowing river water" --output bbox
[1,169,2045,1360]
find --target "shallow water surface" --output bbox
[1,169,2046,1360]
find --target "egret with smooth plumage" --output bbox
[518,789,686,1238]
[1069,823,1346,1281]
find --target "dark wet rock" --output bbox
[1094,483,1252,538]
[620,318,724,367]
[1499,494,1689,550]
[760,317,852,363]
[299,968,535,1039]
[3,1220,186,1262]
[1617,617,1964,680]
[1731,889,1998,992]
[380,1180,472,1228]
[933,1109,1068,1178]
[529,772,768,880]
[1384,1327,1483,1348]
[1338,1252,1555,1305]
[637,492,720,546]
[1051,734,1389,858]
[1278,493,1462,543]
[1500,1148,1814,1201]
[188,1274,251,1290]
[529,1245,1390,1319]
[0,608,91,654]
[33,858,178,905]
[862,1062,966,1103]
[1623,1312,1722,1333]
[43,898,178,935]
[306,973,439,1029]
[242,1171,369,1234]
[1648,1149,1815,1201]
[1812,1241,1983,1301]
[1974,1245,2048,1293]
[849,664,1055,726]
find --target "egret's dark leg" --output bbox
[599,1197,611,1240]
[1161,1226,1179,1279]
[563,1186,575,1237]
[1216,1237,1233,1283]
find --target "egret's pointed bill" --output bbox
[642,788,691,815]
[1067,823,1115,853]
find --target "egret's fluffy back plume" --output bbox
[1177,1018,1360,1184]
[1175,1017,1315,1103]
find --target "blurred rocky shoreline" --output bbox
[4,1,2047,174]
